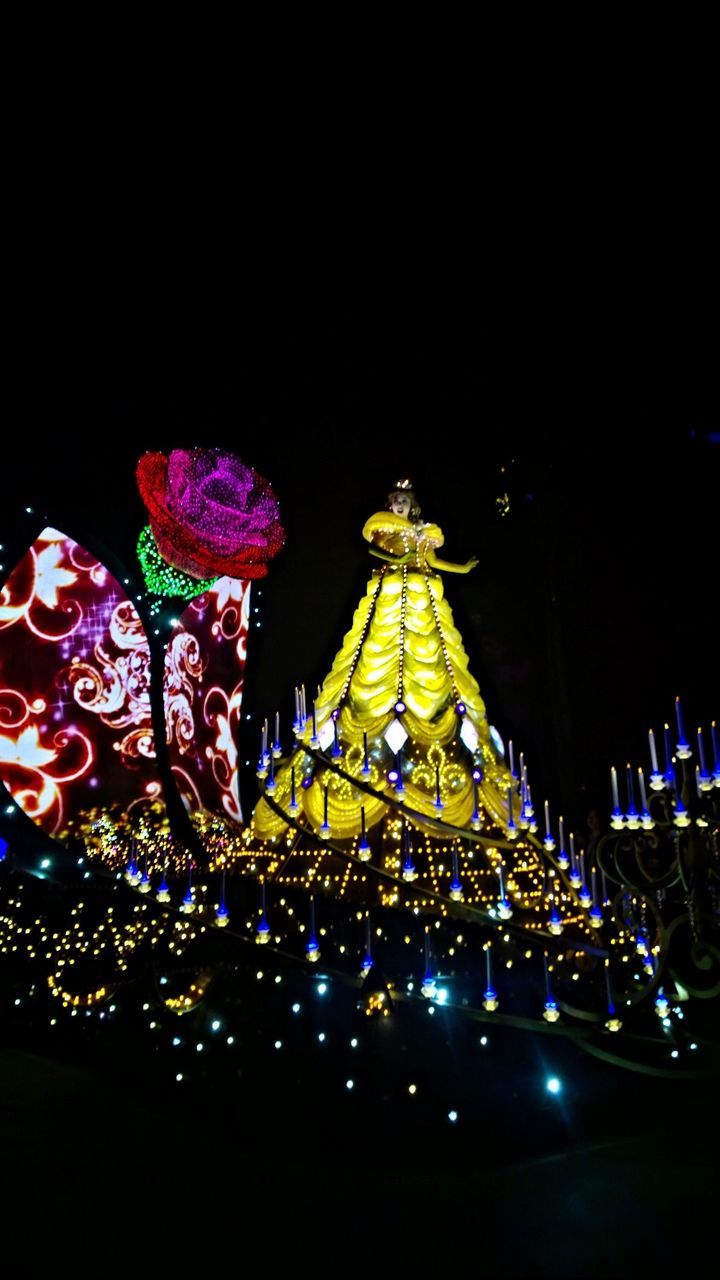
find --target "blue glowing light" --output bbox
[546,1077,561,1095]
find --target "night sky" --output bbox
[5,299,717,835]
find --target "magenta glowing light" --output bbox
[137,448,285,580]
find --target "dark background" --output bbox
[5,296,717,836]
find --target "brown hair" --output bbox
[386,479,422,521]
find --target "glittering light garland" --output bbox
[422,568,461,706]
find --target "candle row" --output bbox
[647,706,720,791]
[609,764,655,830]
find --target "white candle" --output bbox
[611,766,619,809]
[648,729,658,773]
[638,766,648,811]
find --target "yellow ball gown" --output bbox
[241,509,543,912]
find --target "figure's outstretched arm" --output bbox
[368,547,414,565]
[426,548,479,574]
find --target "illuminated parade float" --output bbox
[0,448,718,1112]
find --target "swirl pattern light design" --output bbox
[163,576,250,825]
[0,528,163,835]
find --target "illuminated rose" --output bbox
[136,447,285,580]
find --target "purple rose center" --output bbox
[165,449,280,554]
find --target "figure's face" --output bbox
[389,491,412,518]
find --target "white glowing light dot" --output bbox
[546,1077,561,1095]
[318,1032,326,1043]
[448,1110,458,1123]
[274,1040,282,1050]
[384,718,409,754]
[346,1079,354,1090]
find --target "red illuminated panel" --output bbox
[163,577,250,824]
[0,528,163,836]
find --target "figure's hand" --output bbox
[464,557,479,572]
